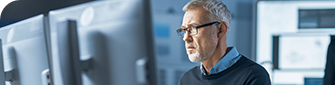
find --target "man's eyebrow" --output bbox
[181,22,200,29]
[181,26,187,29]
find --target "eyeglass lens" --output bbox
[178,27,197,38]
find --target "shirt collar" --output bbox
[200,46,241,75]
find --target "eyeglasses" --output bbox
[176,21,221,38]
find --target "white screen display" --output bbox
[279,34,330,69]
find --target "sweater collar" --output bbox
[200,46,241,75]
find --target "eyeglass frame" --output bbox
[176,21,221,38]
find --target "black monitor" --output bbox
[46,0,157,85]
[0,15,50,85]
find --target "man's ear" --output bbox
[217,21,227,38]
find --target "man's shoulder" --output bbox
[226,55,271,85]
[237,56,268,72]
[238,55,264,68]
[236,56,270,80]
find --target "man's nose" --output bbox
[183,32,192,42]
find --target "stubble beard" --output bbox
[187,50,203,62]
[186,43,210,62]
[186,42,216,62]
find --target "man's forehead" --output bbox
[181,21,199,28]
[182,9,210,27]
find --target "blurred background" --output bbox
[1,0,335,85]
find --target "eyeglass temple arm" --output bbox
[196,21,221,28]
[176,21,221,33]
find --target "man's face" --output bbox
[181,7,219,62]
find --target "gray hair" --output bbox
[183,0,231,34]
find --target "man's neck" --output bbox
[201,46,228,74]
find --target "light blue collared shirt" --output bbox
[200,46,242,75]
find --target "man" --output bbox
[177,0,271,85]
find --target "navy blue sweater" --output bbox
[179,56,271,85]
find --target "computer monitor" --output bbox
[47,20,82,85]
[0,15,50,85]
[272,33,330,70]
[0,39,5,85]
[46,0,157,85]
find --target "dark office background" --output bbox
[0,0,94,27]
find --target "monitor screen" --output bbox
[0,39,5,85]
[275,33,330,69]
[46,0,157,85]
[0,15,50,85]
